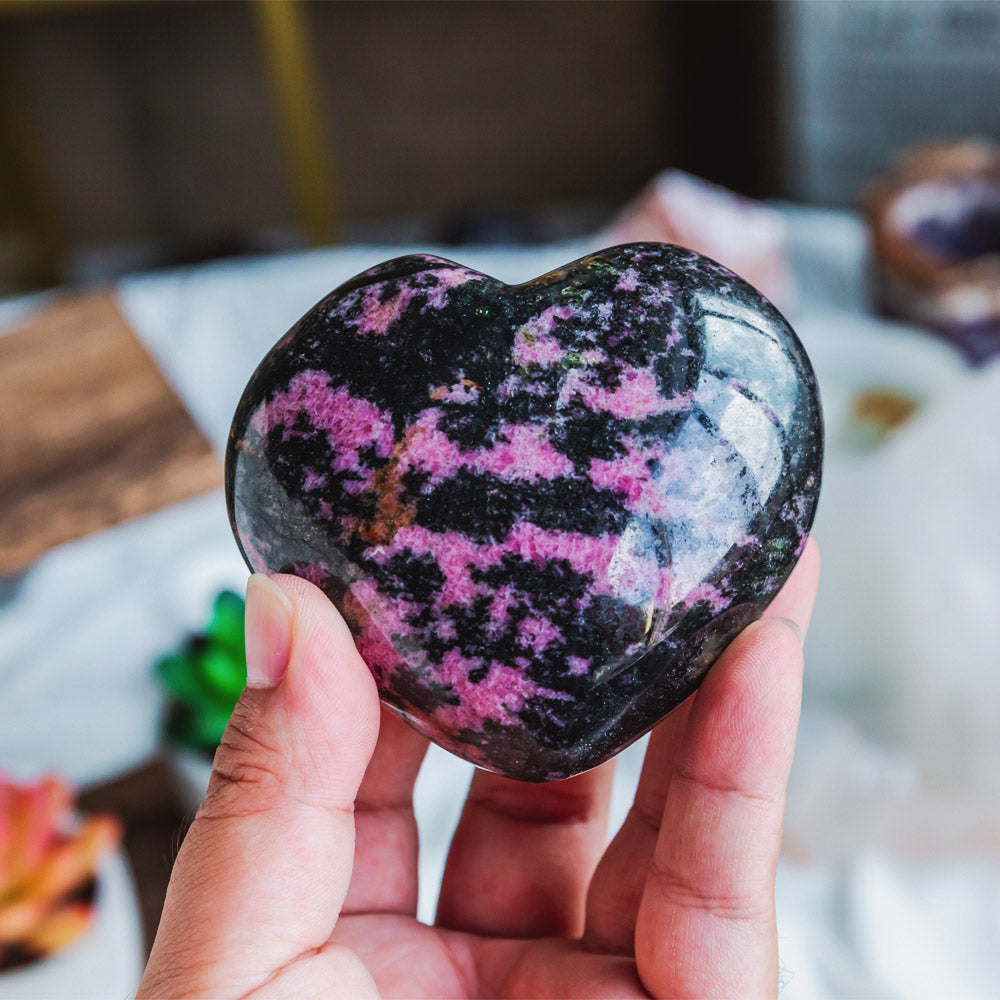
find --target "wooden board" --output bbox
[0,291,222,573]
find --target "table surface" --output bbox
[0,291,221,574]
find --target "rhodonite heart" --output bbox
[226,243,822,781]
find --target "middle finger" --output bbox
[436,760,615,938]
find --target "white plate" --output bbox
[0,849,144,999]
[794,311,968,454]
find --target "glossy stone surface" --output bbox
[226,244,822,781]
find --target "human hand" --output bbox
[139,538,819,999]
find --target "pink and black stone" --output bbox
[226,243,822,781]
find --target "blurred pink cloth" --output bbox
[599,170,794,311]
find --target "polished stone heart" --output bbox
[226,244,822,781]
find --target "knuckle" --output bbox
[631,797,665,835]
[648,858,771,924]
[673,768,777,810]
[200,693,285,818]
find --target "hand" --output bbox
[139,539,819,999]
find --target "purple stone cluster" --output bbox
[226,244,822,781]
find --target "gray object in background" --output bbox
[779,0,1000,206]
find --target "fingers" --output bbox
[435,761,615,938]
[584,537,820,957]
[343,705,428,917]
[138,573,381,999]
[634,616,806,998]
[583,698,695,953]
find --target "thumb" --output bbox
[139,573,381,999]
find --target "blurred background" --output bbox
[2,0,995,292]
[2,0,755,290]
[2,1,1000,996]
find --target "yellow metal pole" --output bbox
[0,28,64,289]
[253,0,339,246]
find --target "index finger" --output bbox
[634,543,817,997]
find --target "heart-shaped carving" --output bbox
[226,244,822,781]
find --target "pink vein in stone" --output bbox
[373,521,629,613]
[431,649,570,732]
[486,584,518,637]
[375,524,491,608]
[346,269,486,337]
[302,467,327,492]
[252,371,396,495]
[352,577,420,643]
[434,618,458,642]
[286,561,335,590]
[653,566,679,606]
[397,410,463,486]
[564,364,694,421]
[397,410,573,487]
[494,521,665,606]
[504,522,620,582]
[616,266,640,292]
[474,423,574,481]
[512,304,577,365]
[354,626,404,682]
[513,328,565,366]
[340,588,405,683]
[344,578,421,683]
[351,284,418,336]
[517,615,565,654]
[423,267,487,309]
[348,567,573,727]
[255,370,395,458]
[589,436,673,520]
[681,580,727,612]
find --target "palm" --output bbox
[337,916,647,998]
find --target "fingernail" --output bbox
[770,616,804,646]
[245,574,294,688]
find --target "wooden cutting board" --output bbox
[0,291,223,573]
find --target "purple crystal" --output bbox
[226,244,822,781]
